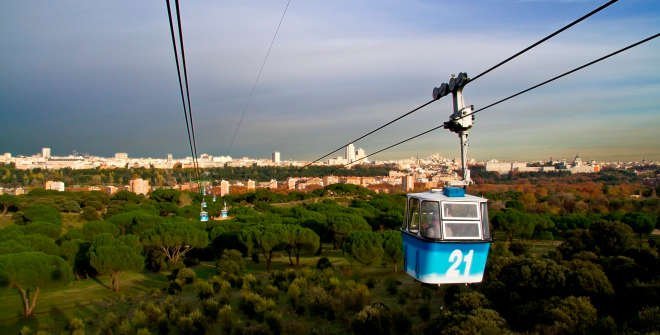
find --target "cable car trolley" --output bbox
[401,72,492,285]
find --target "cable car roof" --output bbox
[407,189,487,203]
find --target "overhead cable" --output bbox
[468,0,619,84]
[346,33,659,166]
[228,0,293,153]
[174,0,200,177]
[165,0,199,181]
[306,0,618,167]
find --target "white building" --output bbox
[272,151,280,164]
[346,143,356,162]
[220,180,230,197]
[129,178,150,195]
[356,148,366,161]
[42,147,51,159]
[45,180,65,192]
[115,152,128,159]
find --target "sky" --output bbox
[1,0,658,162]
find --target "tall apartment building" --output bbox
[220,180,230,197]
[247,179,256,191]
[346,143,356,162]
[272,151,281,164]
[42,147,51,159]
[402,175,414,192]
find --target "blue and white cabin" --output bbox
[200,211,209,222]
[401,187,491,284]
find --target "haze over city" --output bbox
[1,0,658,161]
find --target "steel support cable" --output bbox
[307,1,618,168]
[174,0,201,181]
[228,0,293,153]
[343,124,444,167]
[304,99,437,168]
[346,33,659,166]
[165,0,199,182]
[468,0,619,84]
[462,33,659,120]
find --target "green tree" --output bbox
[547,296,597,335]
[14,204,61,225]
[22,221,61,239]
[142,218,208,265]
[382,230,402,272]
[0,194,18,215]
[622,212,655,246]
[283,225,320,265]
[590,220,634,255]
[0,252,72,318]
[82,220,119,240]
[343,231,384,266]
[327,212,371,249]
[89,234,144,291]
[242,223,286,271]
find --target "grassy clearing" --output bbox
[0,272,167,333]
[0,215,12,229]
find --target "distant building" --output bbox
[402,175,414,192]
[104,186,118,195]
[269,179,278,189]
[272,151,281,164]
[346,143,356,162]
[129,178,150,195]
[115,152,128,159]
[42,147,51,159]
[287,177,298,190]
[167,153,173,161]
[356,148,366,162]
[342,176,361,186]
[247,179,256,191]
[45,180,65,192]
[220,180,230,196]
[323,175,339,186]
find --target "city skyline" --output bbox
[1,146,656,165]
[1,1,658,161]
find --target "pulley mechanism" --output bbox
[433,72,474,187]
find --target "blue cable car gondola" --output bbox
[400,72,492,285]
[200,210,209,222]
[401,187,491,284]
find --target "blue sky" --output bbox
[1,0,658,161]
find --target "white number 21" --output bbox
[447,249,474,277]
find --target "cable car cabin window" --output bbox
[443,221,481,240]
[481,202,491,239]
[407,198,420,233]
[420,201,441,239]
[442,202,480,220]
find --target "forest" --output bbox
[0,177,658,334]
[0,164,392,188]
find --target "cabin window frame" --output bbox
[441,201,481,221]
[406,197,420,234]
[420,200,442,239]
[442,220,483,240]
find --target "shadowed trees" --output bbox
[142,218,208,266]
[0,252,72,318]
[382,230,402,272]
[343,231,384,266]
[89,234,144,292]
